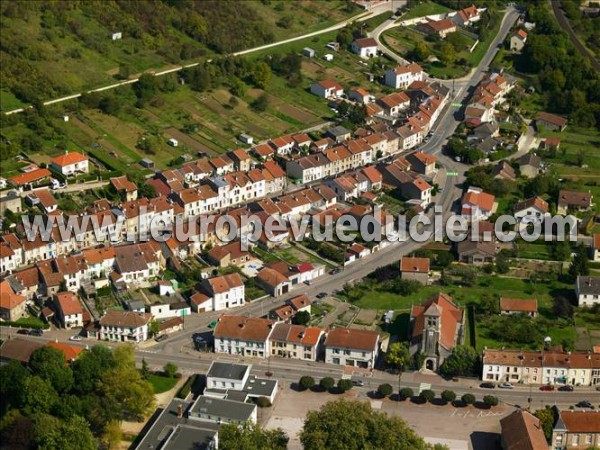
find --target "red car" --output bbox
[540,385,555,391]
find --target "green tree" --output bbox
[419,389,435,403]
[29,346,74,394]
[299,376,315,391]
[399,387,414,400]
[483,395,498,407]
[495,252,510,274]
[553,296,574,319]
[101,420,123,450]
[385,342,410,369]
[134,73,159,105]
[439,345,480,378]
[219,422,288,450]
[71,345,116,394]
[569,245,590,278]
[439,42,456,65]
[148,320,160,337]
[441,390,456,404]
[256,396,272,408]
[249,61,271,88]
[320,377,335,391]
[533,407,557,441]
[163,362,178,378]
[251,93,269,112]
[461,393,476,405]
[300,399,432,449]
[293,310,311,326]
[377,383,393,397]
[18,376,59,416]
[0,361,31,414]
[33,415,95,450]
[141,358,150,380]
[337,379,353,392]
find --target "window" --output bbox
[572,435,579,446]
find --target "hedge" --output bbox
[0,318,49,330]
[176,374,198,399]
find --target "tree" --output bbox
[553,296,574,319]
[483,395,498,407]
[320,377,335,391]
[576,149,586,167]
[553,240,571,261]
[101,420,123,450]
[439,345,480,378]
[219,422,288,450]
[251,93,269,112]
[385,342,410,369]
[461,393,476,405]
[410,41,430,62]
[141,358,150,380]
[163,362,178,378]
[399,387,414,400]
[299,376,315,391]
[300,399,431,450]
[441,390,456,404]
[0,361,31,413]
[256,396,272,408]
[134,73,159,105]
[533,407,556,441]
[419,389,435,403]
[495,252,510,274]
[148,320,160,337]
[71,345,116,394]
[337,378,353,392]
[377,383,393,397]
[569,245,590,278]
[293,310,311,326]
[439,42,456,65]
[33,415,95,450]
[249,61,271,88]
[18,376,59,416]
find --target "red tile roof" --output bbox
[213,315,274,341]
[410,293,463,351]
[559,410,600,433]
[462,189,495,212]
[55,291,83,316]
[46,342,83,362]
[400,257,430,273]
[499,297,538,313]
[324,328,379,351]
[9,168,51,186]
[0,280,26,310]
[51,152,88,167]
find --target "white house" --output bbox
[98,310,152,342]
[384,63,424,89]
[452,5,481,26]
[461,187,496,221]
[50,152,89,176]
[513,196,549,225]
[190,273,245,313]
[213,315,275,358]
[269,323,324,362]
[54,291,84,329]
[592,234,600,262]
[575,276,600,307]
[324,328,380,368]
[147,301,191,320]
[205,361,278,404]
[350,37,378,58]
[310,80,344,99]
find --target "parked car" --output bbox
[499,382,514,389]
[30,329,43,336]
[69,335,83,341]
[316,292,328,299]
[540,385,555,391]
[329,268,340,275]
[558,385,574,392]
[576,400,593,408]
[352,379,365,387]
[16,329,30,335]
[480,382,496,389]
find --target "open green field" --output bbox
[147,374,179,394]
[397,1,453,21]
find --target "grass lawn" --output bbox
[147,374,179,394]
[398,1,452,21]
[516,240,555,261]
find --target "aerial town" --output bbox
[0,1,599,449]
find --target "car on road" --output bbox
[576,400,593,408]
[155,334,168,342]
[16,329,30,335]
[69,335,83,341]
[480,382,496,389]
[499,382,513,389]
[540,385,555,391]
[329,268,340,275]
[30,329,44,336]
[316,292,328,299]
[558,385,574,392]
[352,379,365,387]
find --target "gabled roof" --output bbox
[392,62,423,75]
[287,294,312,311]
[594,233,600,250]
[325,328,379,351]
[352,37,378,48]
[270,323,323,346]
[0,338,42,363]
[536,111,567,128]
[0,280,26,311]
[257,267,289,288]
[500,409,548,450]
[110,176,137,193]
[557,190,592,208]
[514,196,549,213]
[499,297,538,313]
[400,256,430,273]
[51,152,88,167]
[99,310,152,328]
[576,276,600,295]
[205,273,244,294]
[9,168,51,186]
[46,342,84,362]
[55,291,83,316]
[557,410,600,433]
[316,80,343,91]
[213,315,274,341]
[462,189,495,212]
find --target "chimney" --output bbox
[177,404,183,418]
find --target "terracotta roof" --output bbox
[410,293,463,350]
[99,310,152,328]
[324,328,379,351]
[514,29,528,40]
[393,62,423,75]
[46,342,83,362]
[353,37,378,48]
[159,317,184,331]
[207,241,249,263]
[462,189,495,212]
[457,5,479,22]
[257,267,289,288]
[0,338,42,363]
[594,233,600,250]
[0,280,26,310]
[55,291,83,316]
[213,315,275,341]
[558,410,600,433]
[400,257,430,273]
[206,273,244,294]
[500,409,548,450]
[263,160,286,178]
[83,246,116,265]
[253,143,275,157]
[514,196,549,213]
[425,18,456,32]
[190,291,210,306]
[12,267,40,288]
[288,294,312,311]
[110,176,137,192]
[9,168,51,186]
[499,297,538,313]
[378,91,410,109]
[536,112,567,128]
[558,190,592,208]
[409,151,436,165]
[270,323,322,346]
[51,152,88,167]
[317,80,343,90]
[270,304,295,321]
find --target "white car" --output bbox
[499,382,514,389]
[69,335,83,341]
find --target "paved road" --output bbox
[550,0,600,72]
[3,3,396,116]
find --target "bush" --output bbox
[441,390,457,403]
[483,395,498,407]
[0,318,49,330]
[377,383,393,397]
[299,376,315,391]
[163,362,178,378]
[176,374,197,399]
[337,379,353,393]
[419,389,435,403]
[399,387,413,400]
[256,396,272,408]
[461,393,476,405]
[320,377,335,391]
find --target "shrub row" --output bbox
[175,374,198,399]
